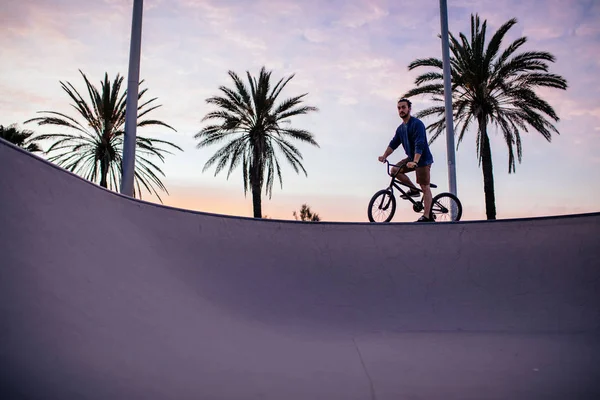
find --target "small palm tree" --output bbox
[293,204,321,222]
[403,14,567,219]
[25,70,182,202]
[196,66,320,218]
[0,124,44,153]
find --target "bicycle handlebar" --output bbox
[381,159,411,166]
[380,159,405,176]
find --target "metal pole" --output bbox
[439,0,458,218]
[120,0,144,197]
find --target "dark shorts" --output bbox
[396,163,431,186]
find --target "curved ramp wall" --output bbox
[1,139,599,399]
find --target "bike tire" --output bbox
[430,192,462,222]
[368,189,396,223]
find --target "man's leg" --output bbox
[391,163,418,193]
[420,183,432,218]
[416,165,433,219]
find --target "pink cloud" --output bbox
[333,3,389,29]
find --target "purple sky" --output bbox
[1,0,599,221]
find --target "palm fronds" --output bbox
[403,14,567,219]
[0,124,45,153]
[195,66,319,218]
[25,70,182,202]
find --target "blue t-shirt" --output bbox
[388,117,433,166]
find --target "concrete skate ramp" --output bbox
[0,138,599,399]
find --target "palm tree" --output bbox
[196,66,320,218]
[0,124,44,153]
[25,70,182,202]
[403,14,567,219]
[293,204,321,222]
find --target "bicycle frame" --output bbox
[383,160,425,208]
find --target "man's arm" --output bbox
[413,121,427,160]
[380,128,404,162]
[379,147,410,163]
[407,121,427,167]
[406,153,421,169]
[379,146,394,162]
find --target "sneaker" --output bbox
[416,215,435,223]
[400,189,420,199]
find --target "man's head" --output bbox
[397,98,412,120]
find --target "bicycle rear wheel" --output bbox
[368,190,396,222]
[430,192,462,222]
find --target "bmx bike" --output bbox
[367,160,462,223]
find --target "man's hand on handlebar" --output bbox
[378,156,387,163]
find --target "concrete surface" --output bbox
[1,138,599,399]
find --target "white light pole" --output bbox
[439,0,458,218]
[120,0,144,197]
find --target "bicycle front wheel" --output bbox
[430,192,462,222]
[368,189,396,222]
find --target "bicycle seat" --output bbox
[430,183,437,188]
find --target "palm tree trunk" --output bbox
[251,181,262,218]
[479,118,496,220]
[250,159,263,218]
[100,156,109,188]
[250,139,266,218]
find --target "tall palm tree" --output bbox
[25,70,182,202]
[0,124,44,153]
[196,66,319,218]
[403,14,567,219]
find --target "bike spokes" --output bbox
[368,190,396,223]
[430,193,462,222]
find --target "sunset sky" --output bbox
[2,0,599,222]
